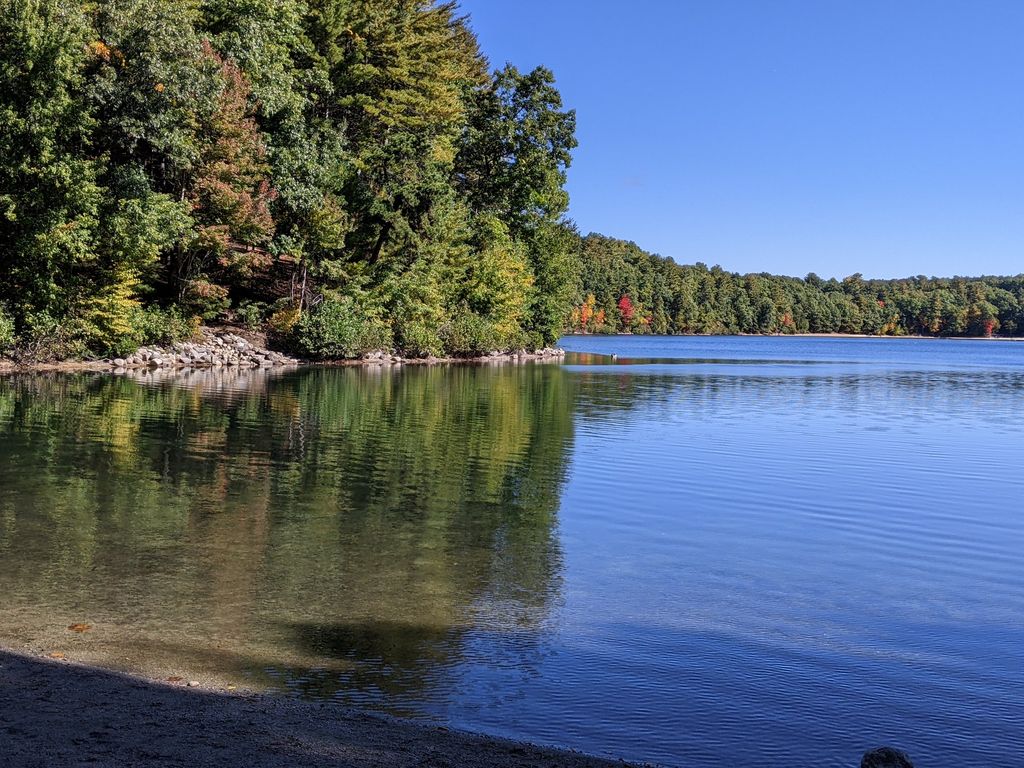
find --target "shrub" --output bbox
[0,308,14,355]
[359,318,393,354]
[293,298,393,359]
[500,324,531,352]
[394,319,443,358]
[130,306,196,347]
[268,300,301,335]
[12,313,87,364]
[181,279,230,320]
[439,313,532,356]
[233,300,267,330]
[440,314,503,356]
[76,305,196,358]
[76,278,143,357]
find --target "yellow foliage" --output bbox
[78,269,142,351]
[269,306,301,334]
[87,40,111,60]
[87,40,123,65]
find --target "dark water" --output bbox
[1,336,1023,767]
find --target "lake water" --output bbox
[1,336,1022,767]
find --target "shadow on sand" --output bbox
[0,649,640,768]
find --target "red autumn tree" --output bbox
[618,294,635,330]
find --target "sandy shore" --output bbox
[0,648,652,768]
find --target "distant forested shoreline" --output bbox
[2,1,1022,366]
[571,234,1024,338]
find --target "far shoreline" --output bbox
[564,331,1024,341]
[765,332,1024,341]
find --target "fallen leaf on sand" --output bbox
[166,676,184,683]
[67,623,91,633]
[47,652,66,659]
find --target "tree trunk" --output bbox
[368,222,392,265]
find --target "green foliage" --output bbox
[458,214,532,330]
[129,306,196,347]
[268,299,301,335]
[12,313,88,364]
[85,0,219,183]
[0,0,100,324]
[73,295,196,357]
[525,220,580,343]
[456,65,578,343]
[457,65,576,232]
[314,0,488,285]
[294,297,392,358]
[76,270,146,356]
[20,0,1020,358]
[0,0,583,358]
[440,313,526,356]
[98,181,193,282]
[0,307,14,354]
[394,319,443,358]
[233,300,268,330]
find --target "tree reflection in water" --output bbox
[0,363,574,711]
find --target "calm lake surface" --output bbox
[1,336,1023,767]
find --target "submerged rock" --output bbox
[861,747,914,768]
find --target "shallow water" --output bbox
[1,336,1022,767]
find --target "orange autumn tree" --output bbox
[578,293,597,332]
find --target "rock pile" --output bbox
[361,350,406,364]
[100,334,565,371]
[529,347,566,358]
[357,347,566,365]
[106,329,298,371]
[478,347,567,362]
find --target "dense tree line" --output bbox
[570,234,1024,337]
[3,1,1023,362]
[1,0,577,359]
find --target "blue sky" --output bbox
[458,1,1024,279]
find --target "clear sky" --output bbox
[458,0,1024,279]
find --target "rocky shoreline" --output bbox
[342,345,567,366]
[0,327,567,374]
[103,328,300,371]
